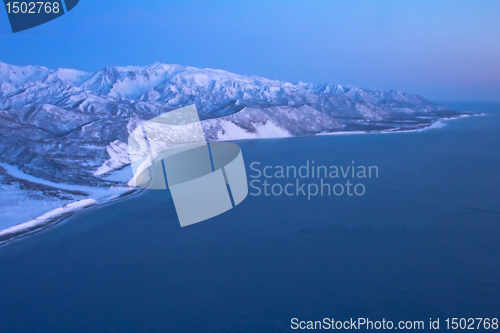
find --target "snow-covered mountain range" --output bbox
[0,61,465,186]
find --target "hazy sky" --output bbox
[1,0,499,101]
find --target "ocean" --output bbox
[0,102,499,332]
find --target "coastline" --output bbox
[0,187,141,246]
[0,112,484,246]
[316,113,485,136]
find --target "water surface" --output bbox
[1,102,499,332]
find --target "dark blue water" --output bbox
[1,103,499,332]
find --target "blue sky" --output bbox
[1,0,499,101]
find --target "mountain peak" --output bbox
[0,60,446,117]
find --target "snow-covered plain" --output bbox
[0,162,132,244]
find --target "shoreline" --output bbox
[0,112,484,246]
[316,113,485,136]
[0,187,142,246]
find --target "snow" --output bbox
[0,162,116,198]
[217,120,291,140]
[0,163,133,239]
[0,62,51,86]
[94,140,131,176]
[0,198,97,239]
[0,185,82,231]
[108,72,166,100]
[42,68,92,86]
[316,118,461,136]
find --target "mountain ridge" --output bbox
[0,61,467,185]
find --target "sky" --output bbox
[1,0,499,101]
